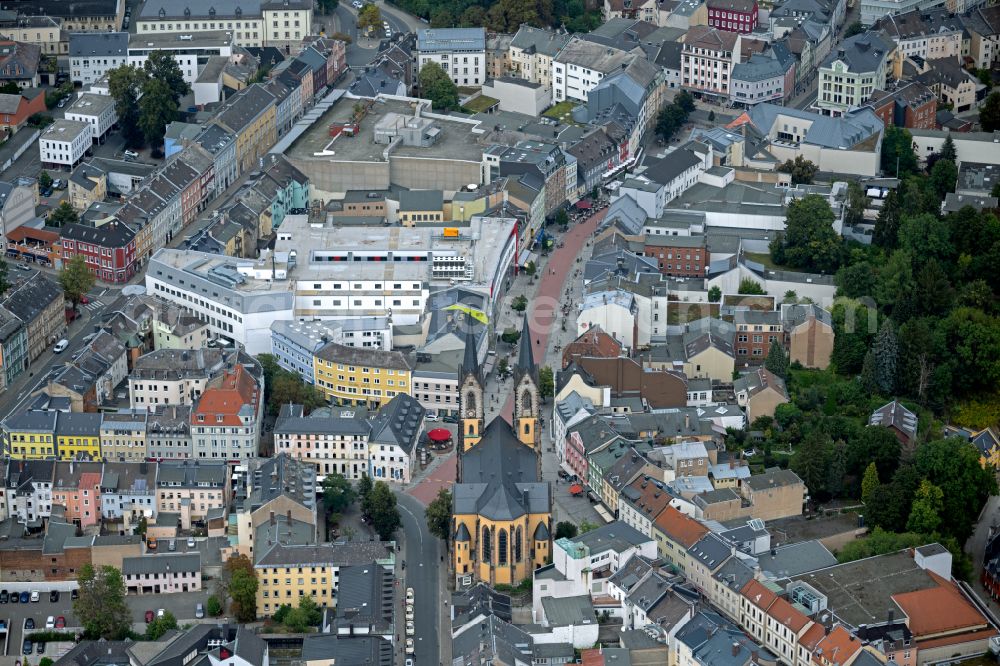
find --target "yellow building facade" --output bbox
[54,412,103,460]
[4,410,57,459]
[452,320,551,587]
[313,342,412,409]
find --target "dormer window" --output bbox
[235,6,242,16]
[184,6,191,17]
[159,7,166,17]
[209,6,216,16]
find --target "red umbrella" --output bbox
[569,484,583,496]
[427,428,452,443]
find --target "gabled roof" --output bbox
[368,393,424,454]
[653,506,709,548]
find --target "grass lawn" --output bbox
[744,251,786,270]
[543,100,579,122]
[457,86,480,96]
[462,95,499,114]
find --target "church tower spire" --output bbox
[513,315,540,452]
[458,323,484,459]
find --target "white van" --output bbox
[123,150,139,161]
[53,339,69,353]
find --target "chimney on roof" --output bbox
[732,643,740,657]
[269,511,275,525]
[287,509,292,523]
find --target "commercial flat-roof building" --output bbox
[69,32,128,86]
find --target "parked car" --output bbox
[50,590,59,602]
[45,616,54,629]
[40,187,52,197]
[405,638,414,654]
[406,587,414,603]
[406,620,414,636]
[37,642,45,654]
[195,603,204,619]
[71,588,79,600]
[10,591,18,603]
[442,414,458,423]
[57,98,66,108]
[24,618,34,629]
[79,295,89,304]
[22,640,32,655]
[0,590,8,603]
[19,591,29,603]
[17,263,32,271]
[187,537,195,548]
[53,339,69,353]
[55,616,65,629]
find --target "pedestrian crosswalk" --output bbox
[81,299,104,312]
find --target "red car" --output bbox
[144,610,154,623]
[79,295,90,304]
[54,616,65,629]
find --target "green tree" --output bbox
[38,170,52,190]
[738,277,765,295]
[108,64,148,148]
[524,260,537,277]
[555,208,569,228]
[59,255,96,309]
[929,158,958,199]
[655,102,688,143]
[872,189,901,250]
[865,464,921,532]
[835,261,877,298]
[511,295,528,312]
[763,340,788,378]
[430,8,455,26]
[143,50,190,103]
[426,488,453,542]
[219,554,258,622]
[942,307,1000,394]
[500,328,520,345]
[939,134,957,162]
[358,3,382,33]
[873,319,898,395]
[708,285,722,302]
[849,426,901,481]
[316,0,338,13]
[419,61,459,111]
[861,462,880,505]
[881,126,918,176]
[270,371,326,415]
[48,200,79,226]
[675,90,695,112]
[844,180,868,226]
[139,78,179,148]
[273,603,292,623]
[770,194,842,273]
[538,366,554,400]
[145,610,178,640]
[791,430,832,499]
[777,156,819,185]
[369,481,402,540]
[206,595,223,617]
[322,472,357,514]
[0,81,19,94]
[74,564,132,639]
[497,357,509,378]
[977,68,994,91]
[906,479,944,534]
[283,595,323,632]
[836,527,927,562]
[578,520,599,533]
[554,521,578,539]
[844,21,864,37]
[459,5,486,25]
[980,91,1000,132]
[357,473,374,520]
[915,438,998,542]
[486,0,553,32]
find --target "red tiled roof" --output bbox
[892,574,989,637]
[813,625,862,666]
[192,364,259,426]
[653,506,709,548]
[767,596,810,633]
[7,226,60,244]
[741,579,779,611]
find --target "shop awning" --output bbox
[427,428,451,442]
[575,199,592,210]
[518,250,538,267]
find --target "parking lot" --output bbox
[0,587,214,662]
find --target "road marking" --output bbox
[399,503,423,547]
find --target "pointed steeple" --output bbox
[516,315,536,377]
[460,322,481,384]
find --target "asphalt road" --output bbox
[398,493,442,666]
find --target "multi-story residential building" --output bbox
[707,0,758,33]
[961,5,1000,71]
[64,93,118,145]
[0,40,42,88]
[313,343,413,409]
[156,460,229,519]
[3,408,58,458]
[6,459,54,525]
[509,25,571,88]
[147,405,193,460]
[734,310,782,363]
[126,31,234,85]
[651,505,709,573]
[551,36,632,104]
[0,88,46,133]
[734,367,789,422]
[51,460,103,529]
[866,81,937,130]
[731,51,796,106]
[129,348,248,410]
[212,84,277,176]
[817,32,895,115]
[255,540,395,617]
[0,307,27,392]
[416,28,486,87]
[134,0,311,48]
[54,411,102,460]
[495,141,577,216]
[59,219,139,284]
[69,32,128,86]
[782,303,834,370]
[191,363,262,461]
[151,309,210,351]
[100,461,159,521]
[100,410,149,461]
[123,553,202,594]
[274,403,371,477]
[0,16,65,56]
[681,26,740,99]
[879,8,964,65]
[617,475,676,537]
[11,0,123,32]
[367,394,423,484]
[915,57,980,112]
[643,235,707,278]
[602,0,662,24]
[581,56,666,157]
[270,319,392,385]
[39,119,91,170]
[234,454,317,560]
